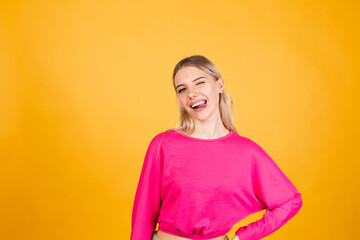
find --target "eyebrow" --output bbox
[175,76,206,90]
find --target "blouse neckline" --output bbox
[174,129,233,142]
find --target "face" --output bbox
[174,66,224,122]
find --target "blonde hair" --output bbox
[165,55,238,135]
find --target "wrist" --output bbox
[231,235,240,240]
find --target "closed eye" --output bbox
[178,82,205,93]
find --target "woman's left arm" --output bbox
[234,140,303,240]
[234,193,302,240]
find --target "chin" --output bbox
[191,112,212,122]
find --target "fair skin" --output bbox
[155,66,240,240]
[175,66,228,139]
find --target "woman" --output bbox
[130,55,303,240]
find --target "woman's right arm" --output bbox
[130,134,163,240]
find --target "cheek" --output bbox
[178,97,187,107]
[206,88,218,101]
[199,86,210,95]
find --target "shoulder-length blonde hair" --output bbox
[165,55,238,135]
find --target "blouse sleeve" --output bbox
[130,134,163,240]
[235,140,303,240]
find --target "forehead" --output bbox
[174,66,210,84]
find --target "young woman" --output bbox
[130,55,303,240]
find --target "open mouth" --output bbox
[191,100,207,110]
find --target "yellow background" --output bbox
[1,0,359,239]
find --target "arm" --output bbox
[234,141,303,240]
[234,193,302,240]
[130,134,163,240]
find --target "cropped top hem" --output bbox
[158,224,229,239]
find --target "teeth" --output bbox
[191,100,206,108]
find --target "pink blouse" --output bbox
[131,129,303,240]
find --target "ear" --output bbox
[217,78,225,93]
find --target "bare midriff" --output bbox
[155,230,227,240]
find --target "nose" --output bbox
[187,86,199,98]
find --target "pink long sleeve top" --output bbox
[130,129,303,240]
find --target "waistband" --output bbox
[152,231,229,240]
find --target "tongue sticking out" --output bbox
[194,102,207,109]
